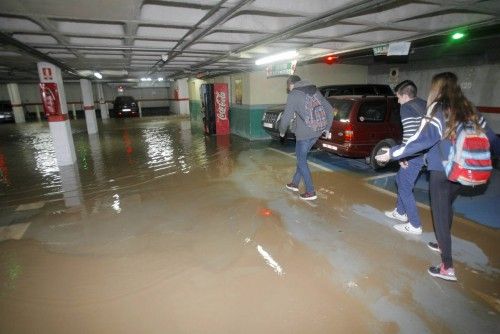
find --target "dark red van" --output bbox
[316,95,402,169]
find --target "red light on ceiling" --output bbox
[324,55,338,65]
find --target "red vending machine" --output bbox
[214,83,230,135]
[200,83,230,135]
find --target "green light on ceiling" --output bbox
[451,32,465,40]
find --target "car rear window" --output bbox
[357,100,387,123]
[329,99,353,121]
[115,96,135,104]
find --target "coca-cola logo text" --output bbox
[215,91,227,120]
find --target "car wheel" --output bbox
[369,139,396,170]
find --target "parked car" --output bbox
[261,84,394,140]
[112,96,139,118]
[0,100,14,123]
[316,95,402,169]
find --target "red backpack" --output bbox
[443,123,492,186]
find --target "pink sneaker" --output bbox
[428,263,457,281]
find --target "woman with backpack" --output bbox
[375,71,499,282]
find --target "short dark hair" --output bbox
[394,80,417,98]
[287,75,301,85]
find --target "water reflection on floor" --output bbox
[0,117,498,333]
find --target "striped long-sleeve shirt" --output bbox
[401,98,426,144]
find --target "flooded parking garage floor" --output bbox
[0,117,499,333]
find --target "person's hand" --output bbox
[375,148,390,163]
[399,160,409,169]
[279,133,286,145]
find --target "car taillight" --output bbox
[344,123,353,142]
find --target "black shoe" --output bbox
[299,191,317,200]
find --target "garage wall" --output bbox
[246,63,368,105]
[202,62,367,139]
[367,59,500,132]
[295,63,368,87]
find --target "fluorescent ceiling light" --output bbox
[93,71,102,79]
[157,77,164,81]
[140,77,152,82]
[255,50,298,65]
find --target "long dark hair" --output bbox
[427,72,481,139]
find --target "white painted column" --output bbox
[80,79,98,134]
[171,78,189,116]
[37,62,76,166]
[6,83,26,123]
[96,83,109,119]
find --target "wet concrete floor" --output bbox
[0,117,499,333]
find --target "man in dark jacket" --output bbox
[279,75,333,200]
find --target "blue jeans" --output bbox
[396,155,424,227]
[292,137,317,193]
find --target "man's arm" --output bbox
[278,92,299,136]
[319,94,334,132]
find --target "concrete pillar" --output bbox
[138,101,143,118]
[6,83,26,123]
[80,79,98,134]
[96,83,109,119]
[37,62,76,166]
[171,78,189,116]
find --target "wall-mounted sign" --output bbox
[387,41,411,56]
[373,45,388,56]
[266,60,297,78]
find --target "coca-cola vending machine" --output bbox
[200,83,230,135]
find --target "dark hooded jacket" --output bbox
[279,80,334,140]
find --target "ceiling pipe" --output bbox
[167,0,397,79]
[151,0,254,75]
[0,31,82,78]
[188,0,399,73]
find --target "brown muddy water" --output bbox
[0,117,498,333]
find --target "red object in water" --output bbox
[259,208,272,217]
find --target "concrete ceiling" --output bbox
[0,0,499,84]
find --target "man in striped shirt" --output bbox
[384,80,427,234]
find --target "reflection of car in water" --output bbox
[112,96,139,118]
[0,100,15,123]
[316,95,402,170]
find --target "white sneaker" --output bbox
[393,222,422,235]
[384,208,408,222]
